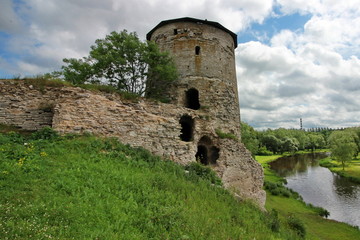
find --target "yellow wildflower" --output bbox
[40,152,48,157]
[17,158,25,167]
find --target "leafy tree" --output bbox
[59,30,177,99]
[290,130,308,151]
[240,122,259,156]
[144,41,178,100]
[281,137,299,154]
[261,135,281,154]
[328,131,357,170]
[306,133,326,152]
[61,58,96,85]
[348,127,360,157]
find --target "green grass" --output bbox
[215,129,238,141]
[256,154,360,240]
[0,128,303,239]
[256,155,284,183]
[320,157,360,183]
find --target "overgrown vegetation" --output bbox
[1,127,306,239]
[215,128,238,141]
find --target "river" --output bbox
[269,153,360,228]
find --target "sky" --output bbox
[1,0,360,130]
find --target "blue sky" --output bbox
[1,0,360,130]
[239,12,311,44]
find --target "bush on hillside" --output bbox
[185,162,222,186]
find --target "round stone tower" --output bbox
[147,17,241,139]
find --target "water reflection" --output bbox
[333,174,359,198]
[269,153,360,228]
[269,153,329,177]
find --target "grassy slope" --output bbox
[256,155,360,240]
[1,131,302,240]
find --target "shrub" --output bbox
[264,181,297,198]
[31,127,59,140]
[287,215,306,238]
[309,205,330,218]
[185,162,222,186]
[266,209,280,232]
[257,146,273,156]
[3,131,24,144]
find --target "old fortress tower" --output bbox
[147,17,242,165]
[0,17,265,206]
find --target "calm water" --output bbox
[269,153,360,227]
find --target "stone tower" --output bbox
[146,18,265,206]
[147,17,241,140]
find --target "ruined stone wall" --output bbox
[0,80,57,130]
[0,80,265,207]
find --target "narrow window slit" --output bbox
[195,46,201,55]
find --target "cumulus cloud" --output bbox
[235,0,360,129]
[0,0,275,75]
[0,0,24,34]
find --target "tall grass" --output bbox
[0,128,303,239]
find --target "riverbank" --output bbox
[319,157,360,184]
[256,154,360,240]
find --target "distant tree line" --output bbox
[241,122,360,169]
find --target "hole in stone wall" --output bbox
[195,46,201,55]
[174,29,178,35]
[185,88,200,110]
[179,115,194,142]
[196,145,208,165]
[195,136,220,165]
[209,146,220,164]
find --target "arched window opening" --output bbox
[198,136,212,145]
[195,46,201,55]
[179,115,194,142]
[185,88,200,110]
[196,145,208,165]
[196,136,220,165]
